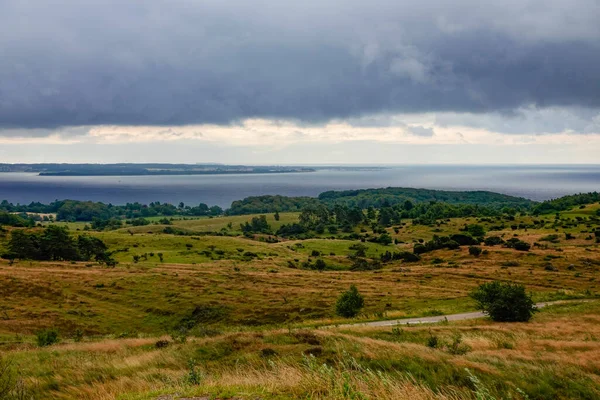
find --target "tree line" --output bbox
[1,225,116,266]
[1,189,598,226]
[0,200,223,222]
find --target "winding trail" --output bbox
[327,300,591,329]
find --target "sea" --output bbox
[0,165,599,208]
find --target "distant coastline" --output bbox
[37,169,316,176]
[0,163,319,176]
[0,163,393,176]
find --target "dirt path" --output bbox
[327,300,591,329]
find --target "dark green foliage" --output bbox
[225,188,533,218]
[532,192,600,214]
[426,333,439,348]
[470,281,537,322]
[349,243,367,257]
[380,251,421,263]
[77,235,109,261]
[240,215,271,234]
[0,212,34,227]
[413,243,427,255]
[335,285,364,317]
[314,259,327,271]
[90,217,122,231]
[227,195,321,215]
[318,187,533,209]
[540,234,560,243]
[276,223,309,238]
[505,238,531,251]
[463,224,486,238]
[468,246,482,257]
[414,235,461,254]
[450,233,480,246]
[36,329,60,347]
[0,199,223,221]
[128,218,150,226]
[349,258,382,271]
[7,226,115,264]
[483,236,504,246]
[299,205,331,228]
[376,233,393,245]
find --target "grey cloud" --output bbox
[435,107,600,134]
[0,0,599,130]
[408,126,435,137]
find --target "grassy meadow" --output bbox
[1,204,600,399]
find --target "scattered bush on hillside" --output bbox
[470,281,537,322]
[36,329,60,347]
[483,236,504,246]
[241,215,271,235]
[504,238,531,251]
[335,285,364,318]
[413,235,461,254]
[380,251,421,263]
[468,246,482,257]
[450,234,480,246]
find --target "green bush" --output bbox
[505,238,531,251]
[470,281,537,322]
[314,259,327,271]
[468,246,482,257]
[483,236,504,246]
[36,328,60,347]
[335,285,364,318]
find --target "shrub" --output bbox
[413,243,427,254]
[505,238,531,251]
[377,233,393,245]
[464,224,486,238]
[540,234,560,243]
[468,246,482,257]
[314,259,327,271]
[335,285,364,318]
[36,328,60,347]
[483,236,504,246]
[426,333,439,348]
[470,281,537,322]
[451,234,480,246]
[512,241,531,251]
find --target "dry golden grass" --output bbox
[3,301,598,399]
[0,230,598,338]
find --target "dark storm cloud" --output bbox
[0,0,599,130]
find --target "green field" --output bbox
[1,203,600,399]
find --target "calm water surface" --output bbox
[0,165,599,208]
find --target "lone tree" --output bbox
[468,246,482,257]
[470,281,537,322]
[335,285,364,318]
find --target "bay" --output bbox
[0,165,599,208]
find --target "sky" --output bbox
[1,0,600,164]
